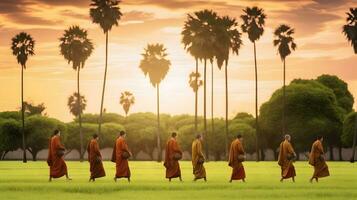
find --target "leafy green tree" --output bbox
[260,80,342,160]
[25,115,66,161]
[273,24,297,136]
[79,113,125,124]
[241,6,266,161]
[342,112,357,147]
[11,32,35,163]
[90,0,122,135]
[23,102,46,116]
[139,44,171,162]
[0,119,21,160]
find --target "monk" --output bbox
[47,129,71,181]
[112,131,131,182]
[164,132,182,182]
[191,134,206,181]
[309,135,330,183]
[278,134,296,182]
[87,134,106,182]
[228,134,246,182]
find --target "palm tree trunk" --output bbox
[350,114,357,162]
[211,61,214,140]
[21,65,27,163]
[77,67,83,162]
[225,61,229,159]
[98,32,109,135]
[157,84,162,162]
[203,59,209,160]
[194,58,198,133]
[254,42,260,162]
[282,58,286,135]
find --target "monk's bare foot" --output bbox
[229,180,232,183]
[309,178,313,183]
[179,177,182,182]
[315,178,318,183]
[127,177,131,183]
[292,178,295,183]
[204,177,207,182]
[169,178,171,182]
[49,177,52,182]
[242,179,246,183]
[66,177,72,181]
[114,177,117,182]
[193,178,197,181]
[280,178,283,182]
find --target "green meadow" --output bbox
[0,161,356,200]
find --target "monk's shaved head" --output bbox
[284,134,291,141]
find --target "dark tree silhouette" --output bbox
[273,24,297,136]
[241,6,266,161]
[188,71,203,131]
[120,91,135,117]
[90,0,122,135]
[139,44,171,162]
[60,26,93,161]
[11,32,35,163]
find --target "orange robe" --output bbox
[191,139,206,179]
[87,139,106,179]
[228,139,246,180]
[47,135,68,178]
[164,138,182,179]
[112,137,131,178]
[278,140,296,179]
[309,140,330,179]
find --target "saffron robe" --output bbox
[164,138,182,179]
[228,139,246,180]
[278,140,296,179]
[112,136,131,178]
[309,140,330,179]
[191,139,206,179]
[47,135,68,178]
[87,139,106,179]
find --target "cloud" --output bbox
[121,11,155,22]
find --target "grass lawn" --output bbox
[0,161,356,200]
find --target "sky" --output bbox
[0,0,356,122]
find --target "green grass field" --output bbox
[0,161,356,200]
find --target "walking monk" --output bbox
[309,135,330,183]
[228,134,246,182]
[47,129,71,181]
[112,131,131,182]
[164,132,182,182]
[191,134,206,181]
[278,134,296,182]
[87,134,106,182]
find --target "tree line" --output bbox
[6,0,357,163]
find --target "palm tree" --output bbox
[342,7,357,162]
[120,91,135,117]
[59,26,93,161]
[182,10,217,159]
[11,32,35,163]
[214,16,243,157]
[188,71,203,131]
[273,24,297,136]
[139,44,171,162]
[68,93,87,117]
[241,6,266,161]
[90,0,122,135]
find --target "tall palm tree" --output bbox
[90,0,122,135]
[182,10,217,159]
[241,6,266,161]
[68,93,87,119]
[11,32,35,163]
[139,44,171,162]
[273,24,297,136]
[188,71,203,131]
[59,26,93,161]
[342,7,357,162]
[214,16,243,157]
[120,91,135,117]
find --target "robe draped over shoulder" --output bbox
[164,138,182,179]
[309,140,330,179]
[228,139,246,180]
[87,139,106,179]
[192,139,206,179]
[278,140,296,179]
[47,135,67,178]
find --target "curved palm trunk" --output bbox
[211,61,214,141]
[77,67,84,162]
[203,59,209,160]
[21,65,27,163]
[254,42,260,162]
[224,61,229,159]
[350,114,357,162]
[156,84,162,162]
[282,58,286,135]
[98,32,109,135]
[194,58,198,133]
